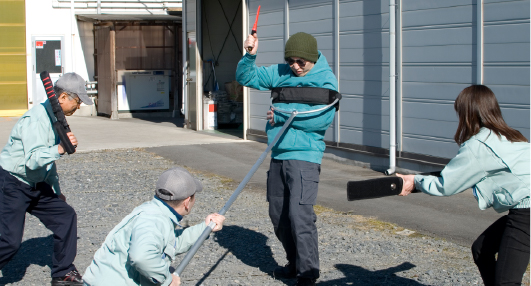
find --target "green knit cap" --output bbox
[284,32,318,63]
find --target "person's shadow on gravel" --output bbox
[318,262,426,285]
[210,225,292,283]
[0,235,53,285]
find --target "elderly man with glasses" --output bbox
[0,72,93,285]
[236,32,338,286]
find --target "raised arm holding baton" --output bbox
[246,5,261,52]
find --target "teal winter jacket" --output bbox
[236,51,339,164]
[415,128,530,213]
[83,198,206,286]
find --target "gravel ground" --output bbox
[0,149,529,286]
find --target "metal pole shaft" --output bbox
[174,111,298,276]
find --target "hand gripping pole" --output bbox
[174,110,296,276]
[173,97,339,276]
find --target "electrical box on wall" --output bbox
[117,70,171,111]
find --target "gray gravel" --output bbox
[0,149,528,286]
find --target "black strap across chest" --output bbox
[271,87,342,110]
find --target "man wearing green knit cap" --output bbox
[236,32,338,286]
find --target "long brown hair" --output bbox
[453,85,528,145]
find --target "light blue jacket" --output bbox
[415,128,530,213]
[83,198,206,286]
[236,51,339,164]
[0,100,62,193]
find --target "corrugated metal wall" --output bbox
[246,0,530,163]
[483,0,530,139]
[0,0,27,115]
[339,0,390,150]
[401,1,475,159]
[401,0,530,159]
[248,0,284,132]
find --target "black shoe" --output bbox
[295,277,316,286]
[51,269,83,286]
[273,262,297,279]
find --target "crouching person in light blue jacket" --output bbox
[83,167,225,286]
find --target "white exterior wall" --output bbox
[25,0,89,107]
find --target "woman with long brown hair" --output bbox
[397,85,529,286]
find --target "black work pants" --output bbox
[267,159,320,279]
[471,208,530,286]
[0,167,78,278]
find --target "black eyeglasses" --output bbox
[70,96,81,105]
[286,58,307,67]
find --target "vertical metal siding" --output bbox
[338,0,390,148]
[400,1,476,158]
[248,0,285,132]
[246,0,530,162]
[483,0,530,138]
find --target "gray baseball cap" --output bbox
[55,72,93,105]
[155,167,203,201]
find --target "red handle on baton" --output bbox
[247,5,261,52]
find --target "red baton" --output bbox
[247,5,261,52]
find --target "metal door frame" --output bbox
[183,0,204,130]
[31,35,64,106]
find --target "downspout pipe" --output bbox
[385,0,397,175]
[477,0,483,84]
[181,0,187,119]
[71,0,75,72]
